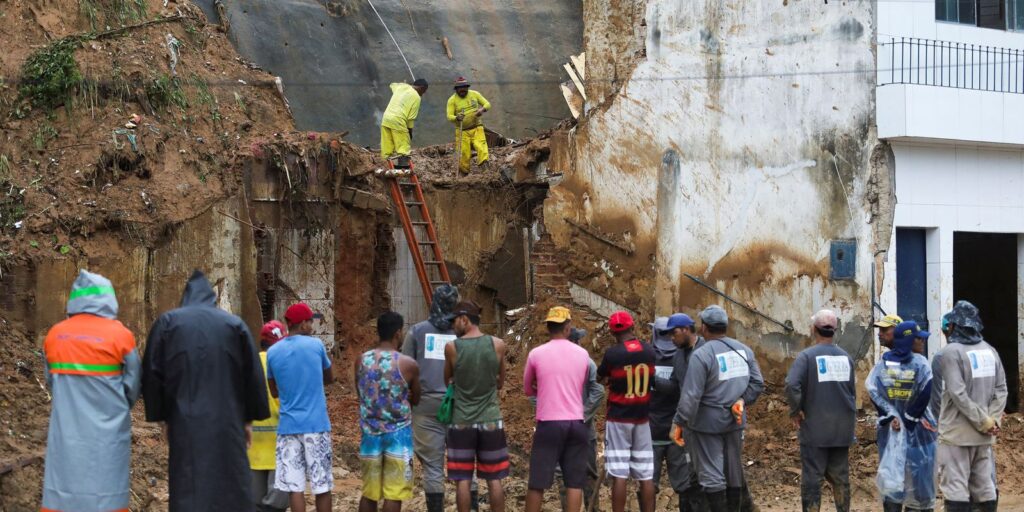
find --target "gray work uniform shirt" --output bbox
[935,340,1008,446]
[674,336,764,433]
[402,320,456,415]
[784,343,856,447]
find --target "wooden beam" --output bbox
[559,82,581,119]
[563,63,587,101]
[570,53,586,80]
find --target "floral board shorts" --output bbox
[359,425,414,502]
[274,432,334,494]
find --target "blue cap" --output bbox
[894,321,919,342]
[915,327,931,339]
[667,313,695,330]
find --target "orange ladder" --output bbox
[385,162,451,301]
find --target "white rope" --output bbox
[366,0,416,81]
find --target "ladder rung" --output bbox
[429,281,449,285]
[398,181,417,187]
[411,221,429,225]
[417,241,436,245]
[424,261,442,265]
[405,201,423,206]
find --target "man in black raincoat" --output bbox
[143,270,270,511]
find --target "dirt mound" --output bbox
[0,0,295,264]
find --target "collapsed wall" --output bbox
[544,0,882,364]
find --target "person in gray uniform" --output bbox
[400,284,478,512]
[934,301,1007,512]
[665,313,708,512]
[672,305,764,512]
[784,309,855,512]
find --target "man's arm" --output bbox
[928,354,945,421]
[352,357,361,399]
[321,343,334,386]
[240,324,270,422]
[990,357,1008,425]
[742,348,765,405]
[523,351,537,397]
[446,96,458,122]
[784,353,807,419]
[400,355,422,406]
[142,315,168,422]
[866,363,898,419]
[596,353,609,385]
[583,359,605,423]
[444,341,456,386]
[268,379,279,399]
[940,350,998,432]
[406,95,420,130]
[475,91,491,112]
[494,337,507,390]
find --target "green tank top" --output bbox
[452,335,502,424]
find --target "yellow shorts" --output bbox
[360,426,414,502]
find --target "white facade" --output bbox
[877,0,1024,407]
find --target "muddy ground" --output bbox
[4,307,1024,511]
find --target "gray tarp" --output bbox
[194,0,582,145]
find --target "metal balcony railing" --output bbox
[878,37,1024,94]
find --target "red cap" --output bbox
[453,76,470,89]
[284,303,315,324]
[609,311,634,333]
[260,320,287,345]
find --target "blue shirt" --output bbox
[266,335,332,435]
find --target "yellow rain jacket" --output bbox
[247,351,280,470]
[446,90,491,130]
[381,82,422,131]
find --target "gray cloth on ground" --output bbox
[937,444,997,502]
[674,337,764,433]
[688,429,745,493]
[784,343,857,447]
[251,469,289,511]
[142,270,270,512]
[934,339,1007,446]
[799,445,851,512]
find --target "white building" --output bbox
[877,0,1024,411]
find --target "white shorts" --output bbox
[604,421,654,481]
[274,432,335,494]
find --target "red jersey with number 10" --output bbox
[597,338,657,423]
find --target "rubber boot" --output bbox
[944,501,972,512]
[739,483,758,512]
[681,487,709,512]
[470,489,480,511]
[976,501,997,512]
[426,492,444,512]
[726,487,742,512]
[883,500,903,512]
[705,490,728,512]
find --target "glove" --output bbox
[670,424,686,447]
[731,399,744,425]
[456,113,465,122]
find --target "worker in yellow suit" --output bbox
[381,78,429,167]
[446,77,491,174]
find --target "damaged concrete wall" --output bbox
[548,1,880,363]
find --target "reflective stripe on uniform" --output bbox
[68,285,116,300]
[49,361,122,375]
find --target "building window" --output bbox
[936,0,977,24]
[977,0,1005,29]
[1011,0,1024,30]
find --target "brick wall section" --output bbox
[530,233,571,303]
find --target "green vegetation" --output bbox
[31,123,58,150]
[79,0,148,31]
[146,74,189,112]
[18,39,82,111]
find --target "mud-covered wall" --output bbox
[547,0,880,362]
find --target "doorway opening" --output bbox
[953,232,1019,413]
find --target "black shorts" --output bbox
[528,420,590,490]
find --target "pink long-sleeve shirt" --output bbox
[523,338,591,421]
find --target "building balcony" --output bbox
[877,37,1024,147]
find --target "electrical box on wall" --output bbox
[830,240,857,280]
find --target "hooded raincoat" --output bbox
[142,270,270,511]
[867,322,935,509]
[42,270,141,512]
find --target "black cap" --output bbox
[412,78,429,88]
[443,300,480,322]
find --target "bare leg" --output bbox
[525,489,544,512]
[488,478,505,512]
[290,492,306,512]
[564,488,583,512]
[611,477,627,512]
[358,497,379,512]
[314,491,332,512]
[639,480,656,512]
[382,499,403,512]
[456,480,473,512]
